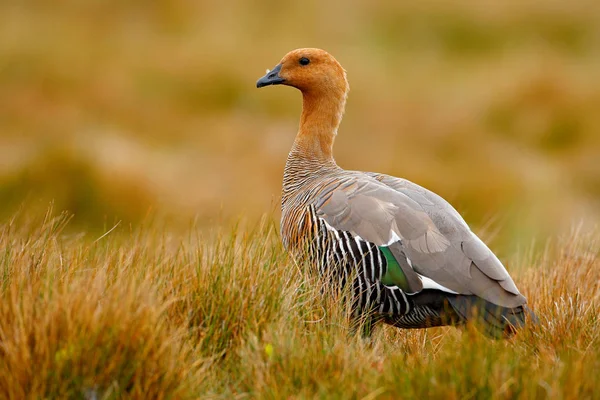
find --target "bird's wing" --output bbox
[315,173,526,308]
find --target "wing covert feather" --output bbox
[315,173,526,308]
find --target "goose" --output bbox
[256,48,534,338]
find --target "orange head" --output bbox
[256,48,348,96]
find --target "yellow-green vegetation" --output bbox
[0,209,597,399]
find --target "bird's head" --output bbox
[256,48,348,96]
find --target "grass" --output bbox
[0,208,598,399]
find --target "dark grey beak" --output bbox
[256,64,285,88]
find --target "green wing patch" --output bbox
[379,246,410,292]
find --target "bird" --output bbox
[256,48,534,338]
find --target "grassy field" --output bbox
[0,209,597,399]
[1,0,600,398]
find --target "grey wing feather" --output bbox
[316,172,526,308]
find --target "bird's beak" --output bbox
[256,64,285,88]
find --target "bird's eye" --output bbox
[299,57,310,66]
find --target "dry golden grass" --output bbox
[0,208,597,399]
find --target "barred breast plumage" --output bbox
[257,48,535,338]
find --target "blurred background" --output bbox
[0,0,599,253]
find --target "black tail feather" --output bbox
[382,290,535,339]
[447,295,534,339]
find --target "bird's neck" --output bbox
[290,88,347,165]
[282,86,347,206]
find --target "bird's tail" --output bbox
[384,290,536,339]
[446,295,537,339]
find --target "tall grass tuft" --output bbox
[0,209,598,398]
